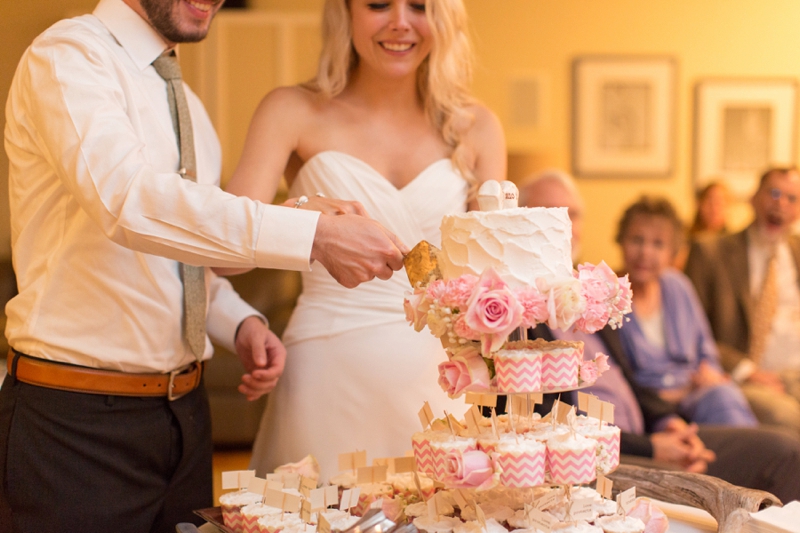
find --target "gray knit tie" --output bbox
[153,51,207,361]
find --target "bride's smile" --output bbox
[350,0,432,79]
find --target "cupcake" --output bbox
[240,503,282,533]
[412,431,436,476]
[219,489,264,533]
[546,433,597,485]
[257,512,303,533]
[495,341,543,393]
[577,424,621,475]
[429,436,477,481]
[412,515,464,533]
[539,340,583,390]
[595,515,646,533]
[553,521,603,533]
[352,482,394,516]
[494,439,546,488]
[388,471,435,501]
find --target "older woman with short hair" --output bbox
[616,196,757,427]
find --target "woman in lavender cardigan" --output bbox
[615,196,757,427]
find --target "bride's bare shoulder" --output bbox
[255,85,330,120]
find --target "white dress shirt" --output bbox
[3,0,319,372]
[748,229,800,373]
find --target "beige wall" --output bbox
[464,0,800,267]
[5,0,800,267]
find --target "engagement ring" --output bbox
[294,195,309,208]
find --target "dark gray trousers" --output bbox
[0,356,213,533]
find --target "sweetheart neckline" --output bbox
[295,150,452,192]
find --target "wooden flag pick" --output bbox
[221,470,256,490]
[616,487,636,515]
[596,473,613,500]
[357,465,388,485]
[393,456,416,474]
[418,402,435,430]
[317,514,331,533]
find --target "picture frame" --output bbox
[572,55,676,177]
[694,78,798,199]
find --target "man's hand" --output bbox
[747,369,785,393]
[283,196,369,217]
[311,214,409,289]
[651,421,716,473]
[233,316,287,401]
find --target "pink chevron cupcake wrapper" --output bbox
[495,354,542,393]
[222,506,245,533]
[412,435,434,476]
[431,446,447,481]
[477,439,498,454]
[241,514,261,533]
[541,349,580,389]
[496,450,546,488]
[547,448,597,485]
[596,434,621,473]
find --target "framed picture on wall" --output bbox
[572,55,676,177]
[694,79,798,199]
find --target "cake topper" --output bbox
[477,180,504,211]
[501,180,519,209]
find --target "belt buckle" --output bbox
[168,365,190,401]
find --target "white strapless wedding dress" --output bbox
[249,151,468,481]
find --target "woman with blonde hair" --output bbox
[220,0,506,479]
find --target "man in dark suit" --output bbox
[685,168,800,432]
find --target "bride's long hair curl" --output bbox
[309,0,478,195]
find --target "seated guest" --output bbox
[685,167,800,433]
[516,171,800,503]
[690,181,730,240]
[674,180,730,269]
[615,197,756,427]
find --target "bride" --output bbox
[220,0,506,480]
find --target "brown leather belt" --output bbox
[7,350,203,400]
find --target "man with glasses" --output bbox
[686,167,800,433]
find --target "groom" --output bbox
[0,0,407,531]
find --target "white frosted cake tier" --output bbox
[439,207,573,287]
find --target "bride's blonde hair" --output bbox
[309,0,478,194]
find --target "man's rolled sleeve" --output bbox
[255,205,320,271]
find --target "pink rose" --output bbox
[443,449,495,489]
[381,497,405,522]
[579,361,599,384]
[437,346,491,398]
[515,286,549,327]
[425,279,448,302]
[274,454,320,483]
[441,275,479,308]
[404,288,429,332]
[594,353,610,373]
[628,498,669,533]
[609,274,633,328]
[574,301,610,334]
[574,263,633,332]
[543,278,585,331]
[453,314,481,341]
[464,269,524,354]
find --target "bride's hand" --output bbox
[234,316,287,401]
[283,196,370,217]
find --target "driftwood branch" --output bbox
[608,464,781,533]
